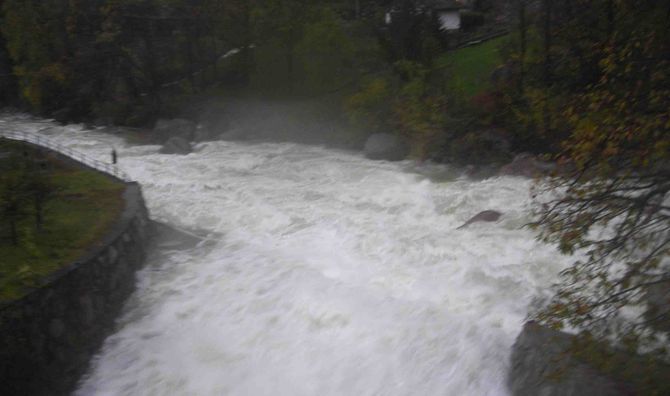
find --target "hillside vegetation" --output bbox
[0,139,124,302]
[436,35,508,98]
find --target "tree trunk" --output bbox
[144,19,162,111]
[9,218,17,246]
[239,4,253,87]
[185,21,197,93]
[518,0,527,92]
[35,195,43,231]
[607,0,614,39]
[542,0,553,85]
[541,0,553,136]
[286,46,294,91]
[285,28,296,93]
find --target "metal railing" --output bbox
[0,129,132,182]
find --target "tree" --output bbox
[0,170,28,246]
[531,0,670,361]
[0,0,17,105]
[391,60,447,159]
[1,0,244,122]
[1,0,70,112]
[24,158,54,231]
[0,151,54,245]
[296,6,363,92]
[346,58,451,159]
[252,0,318,90]
[382,0,445,64]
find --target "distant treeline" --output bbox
[0,0,263,124]
[0,0,402,124]
[0,0,513,126]
[0,0,668,162]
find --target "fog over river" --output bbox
[1,113,572,396]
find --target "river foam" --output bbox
[0,114,571,395]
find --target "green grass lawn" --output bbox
[436,35,509,98]
[0,139,125,302]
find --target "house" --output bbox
[384,0,472,31]
[430,0,471,31]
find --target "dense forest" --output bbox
[1,0,669,384]
[0,0,385,125]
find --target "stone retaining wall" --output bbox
[0,183,151,396]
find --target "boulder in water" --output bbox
[160,136,192,155]
[364,133,410,161]
[219,128,249,141]
[51,108,72,125]
[193,125,219,142]
[196,106,231,141]
[508,321,670,395]
[153,118,197,143]
[456,210,502,229]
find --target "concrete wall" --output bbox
[0,183,151,396]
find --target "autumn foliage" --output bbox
[516,0,670,366]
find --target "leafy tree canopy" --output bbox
[517,0,670,362]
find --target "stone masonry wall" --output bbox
[0,183,151,396]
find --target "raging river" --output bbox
[0,113,572,396]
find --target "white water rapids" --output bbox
[1,114,573,396]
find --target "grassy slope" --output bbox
[436,35,509,98]
[0,139,125,302]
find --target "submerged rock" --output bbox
[364,133,410,161]
[51,108,72,124]
[193,125,220,142]
[456,210,502,229]
[159,136,192,155]
[196,106,231,141]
